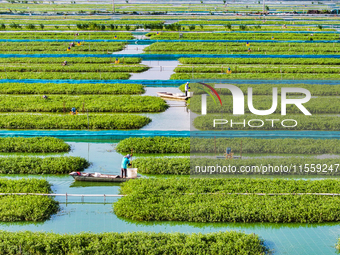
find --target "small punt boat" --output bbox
[69,172,138,182]
[157,92,188,101]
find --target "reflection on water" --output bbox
[0,141,340,254]
[111,44,148,54]
[141,87,190,130]
[130,60,179,80]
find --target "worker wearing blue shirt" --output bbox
[185,82,190,97]
[121,154,131,178]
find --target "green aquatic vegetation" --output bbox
[2,19,164,26]
[0,231,268,254]
[0,57,142,64]
[144,42,340,55]
[175,65,340,74]
[0,114,151,130]
[116,137,190,153]
[194,114,340,131]
[0,32,134,39]
[0,178,52,193]
[0,156,89,174]
[117,137,340,154]
[178,57,340,65]
[147,32,340,40]
[0,58,147,80]
[0,196,58,221]
[0,178,58,221]
[1,72,131,80]
[175,20,340,25]
[133,157,340,175]
[171,72,340,80]
[0,83,145,95]
[133,157,190,174]
[0,41,128,54]
[0,63,148,73]
[114,178,340,223]
[0,137,70,153]
[0,95,168,113]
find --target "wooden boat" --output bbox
[69,172,138,182]
[157,92,188,100]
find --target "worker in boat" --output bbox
[62,60,68,66]
[42,95,48,99]
[185,82,190,97]
[121,154,131,178]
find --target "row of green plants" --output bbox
[0,114,151,129]
[0,178,52,193]
[194,26,334,32]
[76,22,164,31]
[194,114,340,131]
[4,18,337,26]
[147,31,337,40]
[0,57,142,64]
[0,178,58,221]
[0,231,268,254]
[0,19,165,25]
[0,32,134,39]
[0,41,127,53]
[115,5,331,13]
[189,95,339,114]
[179,57,340,65]
[132,157,340,175]
[116,137,190,153]
[171,72,340,80]
[0,23,330,32]
[0,63,149,73]
[175,65,340,74]
[179,83,340,96]
[0,137,70,152]
[117,137,340,154]
[122,15,340,21]
[144,42,340,54]
[0,156,89,174]
[0,195,58,221]
[0,83,144,95]
[0,95,168,113]
[176,20,340,25]
[0,72,131,80]
[133,157,189,175]
[0,2,332,12]
[114,178,340,223]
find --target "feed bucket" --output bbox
[188,92,194,97]
[127,168,138,178]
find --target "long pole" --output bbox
[240,141,242,159]
[113,0,115,13]
[87,109,89,131]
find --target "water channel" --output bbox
[0,141,339,254]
